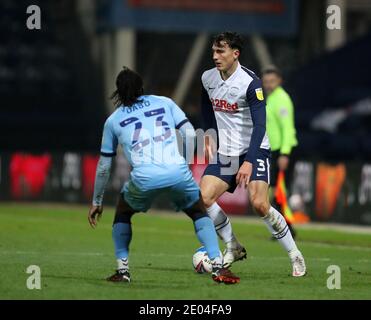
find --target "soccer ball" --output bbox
[192,246,212,273]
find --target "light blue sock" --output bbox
[194,216,220,260]
[112,222,132,260]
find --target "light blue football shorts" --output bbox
[121,176,200,213]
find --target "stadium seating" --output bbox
[288,32,371,161]
[0,0,103,151]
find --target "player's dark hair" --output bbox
[110,66,144,107]
[213,32,244,53]
[261,65,282,78]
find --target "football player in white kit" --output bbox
[200,32,306,277]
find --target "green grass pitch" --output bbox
[0,203,370,300]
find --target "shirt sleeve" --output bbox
[92,155,112,206]
[244,78,267,163]
[100,117,118,157]
[201,86,217,131]
[167,98,189,129]
[178,120,196,159]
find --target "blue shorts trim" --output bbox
[203,149,271,193]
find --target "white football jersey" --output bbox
[201,62,270,157]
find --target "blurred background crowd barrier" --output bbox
[1,152,371,225]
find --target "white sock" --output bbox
[210,255,223,269]
[117,258,129,271]
[207,202,237,248]
[263,206,298,254]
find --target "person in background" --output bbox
[262,65,298,239]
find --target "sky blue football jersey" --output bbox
[100,95,192,190]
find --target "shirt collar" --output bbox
[218,62,241,85]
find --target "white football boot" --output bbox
[289,250,307,277]
[222,243,247,268]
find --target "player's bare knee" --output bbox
[114,197,136,224]
[201,191,217,208]
[251,197,269,216]
[183,202,208,221]
[114,210,135,224]
[200,183,221,208]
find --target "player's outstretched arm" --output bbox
[88,205,103,229]
[88,155,112,228]
[200,86,218,162]
[204,135,217,162]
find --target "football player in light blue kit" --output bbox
[88,67,239,284]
